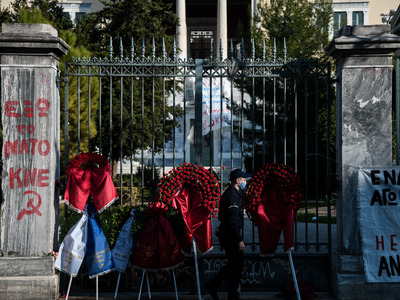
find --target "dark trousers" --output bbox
[210,241,243,299]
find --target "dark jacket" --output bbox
[218,185,244,244]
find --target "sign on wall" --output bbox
[359,166,400,282]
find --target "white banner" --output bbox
[359,166,400,282]
[185,77,231,135]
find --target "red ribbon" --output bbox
[133,202,183,270]
[257,185,294,255]
[64,166,118,213]
[172,184,213,253]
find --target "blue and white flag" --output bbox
[112,209,136,272]
[55,212,89,277]
[86,206,115,278]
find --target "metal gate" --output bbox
[62,37,335,291]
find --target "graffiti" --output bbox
[17,191,42,220]
[202,257,277,287]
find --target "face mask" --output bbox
[239,182,247,190]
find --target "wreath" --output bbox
[244,163,303,222]
[157,162,220,218]
[67,152,111,173]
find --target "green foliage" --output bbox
[59,30,100,160]
[9,0,73,31]
[254,0,333,59]
[75,0,178,57]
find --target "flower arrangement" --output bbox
[157,162,220,218]
[67,152,111,173]
[245,163,303,222]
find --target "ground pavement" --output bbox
[59,291,336,299]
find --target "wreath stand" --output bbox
[288,250,301,300]
[156,163,220,300]
[245,163,303,300]
[137,269,179,300]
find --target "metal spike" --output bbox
[152,37,156,61]
[162,37,166,61]
[230,39,234,60]
[120,37,123,59]
[210,38,214,60]
[109,36,113,60]
[173,38,177,61]
[131,37,135,60]
[284,38,287,62]
[241,38,244,61]
[262,39,266,61]
[219,38,223,60]
[251,38,255,61]
[142,37,145,59]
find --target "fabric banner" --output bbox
[359,166,400,282]
[54,212,88,277]
[64,166,118,213]
[172,185,213,253]
[257,185,294,255]
[85,206,115,278]
[185,77,231,136]
[112,209,136,272]
[133,202,183,270]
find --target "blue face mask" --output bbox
[239,182,247,190]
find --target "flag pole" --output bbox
[288,250,301,300]
[172,269,178,300]
[65,275,73,300]
[114,271,121,299]
[192,237,202,300]
[96,276,99,300]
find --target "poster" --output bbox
[359,166,400,282]
[185,77,231,135]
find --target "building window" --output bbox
[334,12,347,37]
[352,11,364,26]
[190,30,214,59]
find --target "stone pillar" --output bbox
[327,25,400,299]
[0,23,69,300]
[217,0,228,59]
[176,0,187,60]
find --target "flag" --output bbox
[55,213,88,277]
[112,209,136,272]
[86,205,115,278]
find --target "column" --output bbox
[176,0,187,60]
[327,25,400,299]
[0,23,69,300]
[217,0,228,59]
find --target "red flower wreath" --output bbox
[244,163,303,222]
[67,152,111,173]
[157,162,220,218]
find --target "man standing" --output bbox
[207,169,250,300]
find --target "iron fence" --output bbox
[62,37,334,256]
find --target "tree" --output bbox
[0,0,98,170]
[238,0,335,188]
[253,0,333,58]
[74,0,180,178]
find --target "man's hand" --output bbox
[239,241,245,252]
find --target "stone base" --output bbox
[0,257,59,300]
[333,255,400,300]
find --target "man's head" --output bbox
[229,169,251,190]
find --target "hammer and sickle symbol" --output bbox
[17,191,42,220]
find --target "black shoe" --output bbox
[207,283,219,300]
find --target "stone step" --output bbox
[0,275,59,300]
[0,257,55,276]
